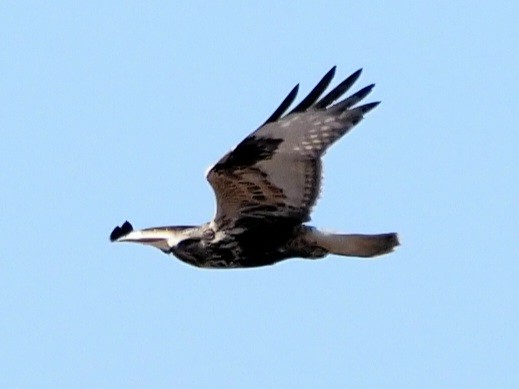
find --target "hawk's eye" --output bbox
[203,229,215,240]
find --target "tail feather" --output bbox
[312,230,399,258]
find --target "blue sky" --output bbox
[1,1,518,388]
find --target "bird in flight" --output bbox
[110,67,399,268]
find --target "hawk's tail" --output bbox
[311,230,399,258]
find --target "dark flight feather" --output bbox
[110,220,133,241]
[262,84,299,125]
[288,66,336,114]
[315,68,362,109]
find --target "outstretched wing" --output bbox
[207,67,379,228]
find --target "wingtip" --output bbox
[352,68,363,78]
[323,66,337,85]
[364,83,376,93]
[361,101,381,113]
[110,220,134,242]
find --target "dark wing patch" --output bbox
[212,136,283,172]
[110,220,133,241]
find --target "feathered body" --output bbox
[110,67,399,268]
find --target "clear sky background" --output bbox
[1,1,518,388]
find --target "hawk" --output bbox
[110,67,399,268]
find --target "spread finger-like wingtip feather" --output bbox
[332,84,376,111]
[262,84,299,125]
[358,101,381,114]
[110,220,134,242]
[315,68,363,109]
[288,66,337,114]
